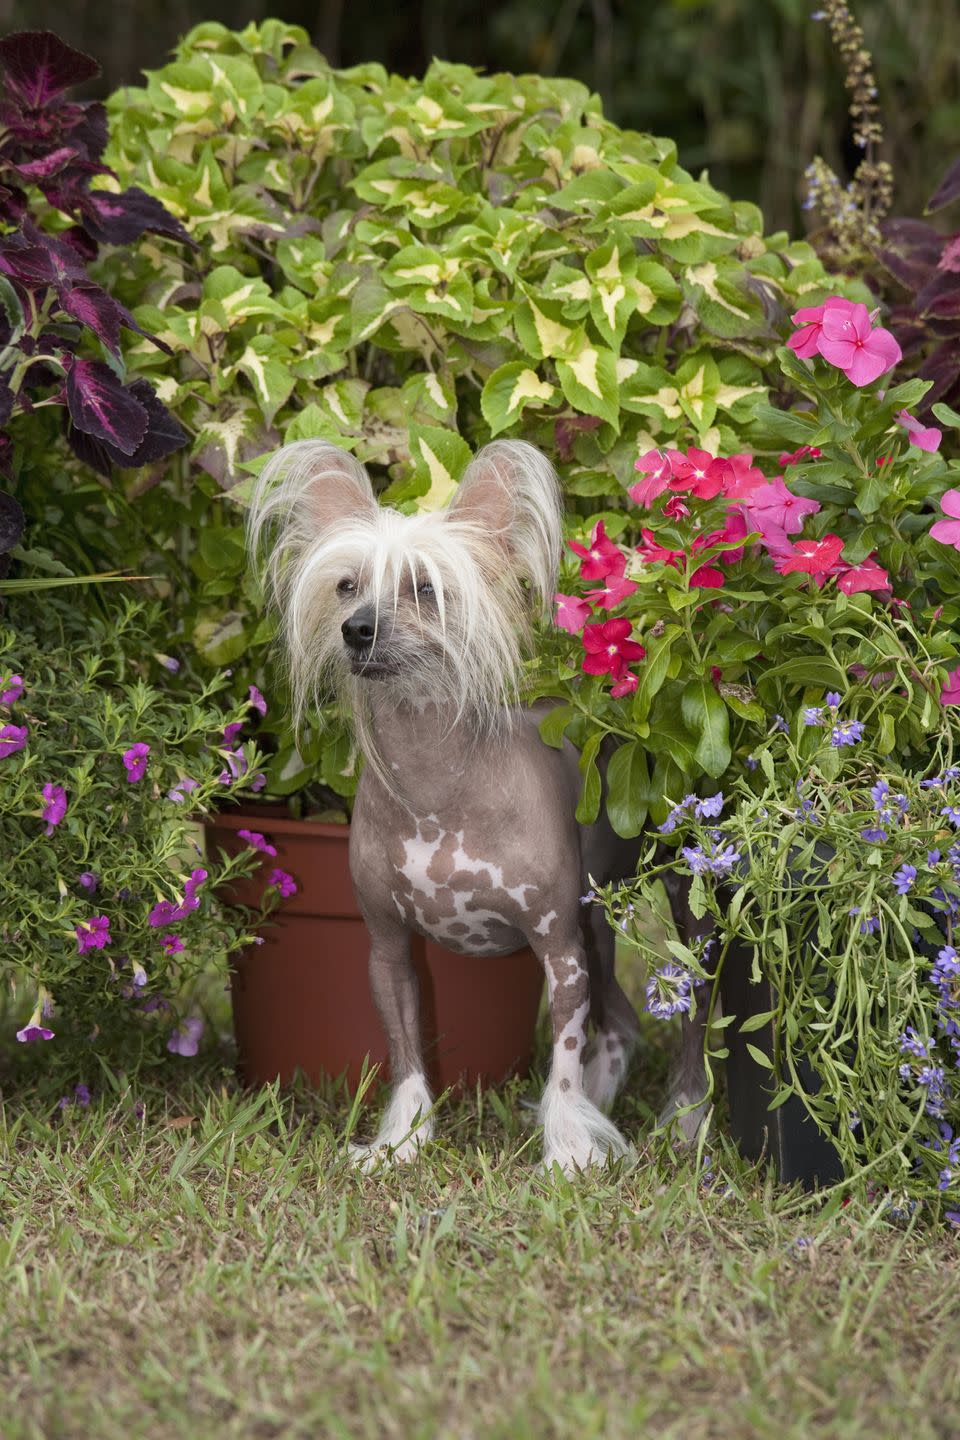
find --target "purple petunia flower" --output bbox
[162,934,185,955]
[248,685,267,717]
[41,783,67,836]
[237,829,278,858]
[167,776,199,805]
[645,962,694,1020]
[78,871,98,893]
[76,915,111,954]
[219,747,247,784]
[0,723,28,758]
[892,865,917,895]
[16,1024,54,1043]
[267,868,297,898]
[831,720,864,748]
[122,743,150,783]
[147,869,208,928]
[0,674,23,705]
[223,721,244,745]
[167,1016,204,1057]
[250,772,267,792]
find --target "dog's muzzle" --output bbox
[341,605,396,678]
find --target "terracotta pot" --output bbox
[206,810,545,1094]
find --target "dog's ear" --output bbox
[248,440,377,555]
[445,440,563,608]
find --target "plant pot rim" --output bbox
[205,807,349,840]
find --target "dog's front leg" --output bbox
[349,919,434,1171]
[536,941,633,1175]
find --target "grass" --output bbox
[2,945,960,1440]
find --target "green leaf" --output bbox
[408,425,472,510]
[605,740,649,838]
[480,362,556,437]
[933,402,960,429]
[681,678,731,778]
[576,733,602,825]
[745,1042,774,1071]
[878,713,896,755]
[738,1009,777,1033]
[538,703,575,750]
[632,625,679,722]
[555,339,620,428]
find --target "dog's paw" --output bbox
[347,1131,427,1171]
[539,1086,633,1176]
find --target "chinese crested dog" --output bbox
[248,438,707,1173]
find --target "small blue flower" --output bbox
[870,779,890,809]
[803,708,824,727]
[772,714,789,733]
[892,864,917,895]
[861,827,888,844]
[708,844,741,877]
[831,720,864,748]
[900,1026,929,1058]
[645,962,693,1020]
[825,692,841,708]
[929,850,942,867]
[745,755,758,772]
[695,792,724,820]
[942,806,960,829]
[680,845,710,877]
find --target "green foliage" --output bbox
[96,18,848,799]
[0,597,264,1077]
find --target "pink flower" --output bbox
[76,915,112,954]
[779,446,822,467]
[837,560,890,595]
[582,619,646,680]
[787,296,857,359]
[237,829,278,858]
[122,743,150,783]
[147,869,207,927]
[568,520,626,580]
[896,409,942,453]
[41,783,67,836]
[223,721,244,745]
[942,666,960,707]
[0,674,23,705]
[696,510,749,566]
[585,575,638,610]
[610,672,639,699]
[248,685,267,716]
[689,564,725,589]
[663,495,690,519]
[939,236,960,273]
[636,529,684,568]
[16,1024,54,1044]
[667,447,724,500]
[267,868,298,898]
[0,723,28,758]
[554,593,592,634]
[777,533,845,578]
[630,450,673,506]
[930,490,960,550]
[218,747,248,784]
[167,1017,204,1057]
[817,302,902,386]
[250,772,267,792]
[162,933,185,955]
[745,476,821,536]
[711,453,766,500]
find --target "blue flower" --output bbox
[870,779,890,808]
[803,708,824,727]
[929,850,942,867]
[645,962,693,1020]
[772,715,789,733]
[861,827,888,844]
[708,844,741,877]
[680,845,710,876]
[900,1026,929,1057]
[892,865,917,895]
[825,692,841,708]
[942,806,960,829]
[695,792,724,820]
[831,720,864,748]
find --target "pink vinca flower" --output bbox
[930,490,960,550]
[41,783,67,836]
[787,296,857,358]
[554,593,592,634]
[777,534,845,579]
[636,530,684,569]
[667,447,724,500]
[568,520,626,581]
[745,476,821,537]
[663,494,690,519]
[581,619,646,680]
[585,575,638,610]
[779,446,822,468]
[122,743,150,783]
[1,674,23,705]
[942,666,960,707]
[610,672,639,699]
[630,450,673,507]
[817,301,902,386]
[711,453,766,501]
[896,409,942,453]
[837,560,890,595]
[0,723,28,758]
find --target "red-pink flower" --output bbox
[711,453,766,500]
[896,409,942,453]
[610,672,639,699]
[777,533,845,578]
[930,489,960,549]
[695,510,749,567]
[663,494,690,519]
[568,520,626,580]
[636,529,684,568]
[745,476,821,536]
[689,564,725,589]
[630,450,673,506]
[667,447,724,499]
[787,296,857,358]
[817,302,902,386]
[837,560,890,595]
[582,619,645,679]
[942,666,960,707]
[585,575,638,610]
[554,593,592,634]
[779,446,822,467]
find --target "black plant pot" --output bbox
[721,938,843,1190]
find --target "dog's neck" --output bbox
[364,690,505,817]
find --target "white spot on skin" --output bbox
[534,910,558,936]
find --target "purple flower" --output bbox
[850,906,880,935]
[658,794,698,835]
[942,806,960,829]
[0,723,28,758]
[0,674,23,705]
[870,779,889,809]
[59,1083,91,1109]
[250,772,267,792]
[76,915,112,954]
[745,755,758,772]
[122,743,150,783]
[267,868,297,898]
[825,692,841,708]
[78,871,98,893]
[237,828,278,858]
[147,869,207,928]
[158,654,180,673]
[929,850,942,867]
[831,720,864,748]
[645,962,693,1020]
[695,792,724,820]
[248,685,267,717]
[946,1211,960,1228]
[681,845,710,876]
[168,776,199,805]
[16,1024,54,1043]
[219,747,247,784]
[41,783,67,836]
[900,1027,929,1057]
[892,865,917,895]
[772,715,789,733]
[803,708,823,727]
[162,933,185,955]
[223,721,244,745]
[167,1016,204,1058]
[861,827,888,844]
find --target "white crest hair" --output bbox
[246,437,563,773]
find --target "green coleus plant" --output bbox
[94,18,850,802]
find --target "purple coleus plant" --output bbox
[0,31,190,567]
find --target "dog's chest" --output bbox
[387,815,554,956]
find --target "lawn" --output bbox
[2,946,959,1440]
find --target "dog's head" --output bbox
[247,438,562,735]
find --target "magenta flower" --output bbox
[896,409,942,453]
[149,869,206,927]
[76,915,112,954]
[267,868,298,898]
[629,450,673,506]
[787,296,857,358]
[0,723,28,758]
[162,933,185,955]
[711,453,766,501]
[218,747,248,784]
[582,619,646,680]
[610,672,639,699]
[250,772,267,793]
[930,490,960,550]
[837,560,890,595]
[777,533,845,580]
[585,575,638,610]
[817,302,902,386]
[166,1016,204,1057]
[0,674,23,705]
[122,742,150,783]
[745,476,821,536]
[16,1024,54,1043]
[568,520,626,581]
[554,593,592,634]
[41,783,67,836]
[942,666,960,707]
[168,776,199,804]
[237,828,278,857]
[248,685,267,716]
[78,871,98,893]
[223,721,244,744]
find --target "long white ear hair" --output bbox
[444,439,563,615]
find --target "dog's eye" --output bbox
[417,580,435,599]
[336,578,356,596]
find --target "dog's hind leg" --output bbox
[348,918,434,1170]
[534,934,633,1175]
[658,870,713,1142]
[580,901,640,1112]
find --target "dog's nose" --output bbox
[341,606,376,652]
